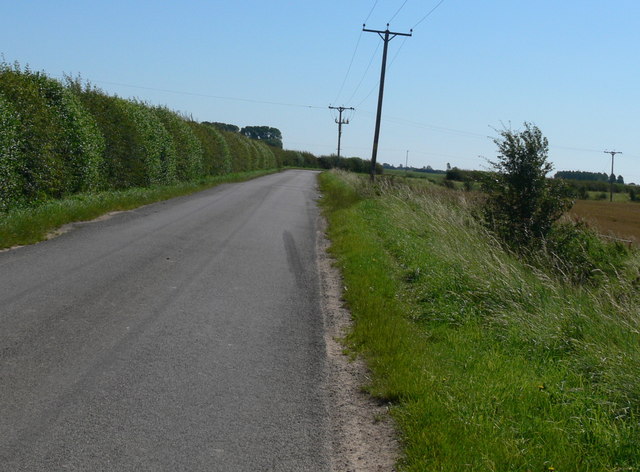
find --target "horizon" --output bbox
[2,1,638,182]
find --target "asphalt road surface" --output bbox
[0,170,330,471]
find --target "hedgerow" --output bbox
[0,63,104,206]
[0,63,316,213]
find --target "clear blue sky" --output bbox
[2,1,639,182]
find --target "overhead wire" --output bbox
[354,33,409,109]
[332,30,363,105]
[412,0,447,30]
[83,79,326,110]
[346,38,382,106]
[363,0,379,24]
[333,0,380,106]
[389,0,410,23]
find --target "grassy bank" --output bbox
[0,169,276,249]
[319,170,640,471]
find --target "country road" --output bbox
[0,170,332,471]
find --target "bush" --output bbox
[544,221,630,284]
[187,122,231,175]
[0,63,104,206]
[68,82,177,188]
[0,95,22,210]
[153,107,203,181]
[483,123,572,247]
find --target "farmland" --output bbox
[569,200,640,243]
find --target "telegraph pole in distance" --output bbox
[328,106,354,158]
[604,150,622,202]
[363,23,412,181]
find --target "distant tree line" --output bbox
[382,163,446,174]
[555,170,625,185]
[205,122,283,149]
[319,155,382,175]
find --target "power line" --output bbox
[332,30,363,105]
[389,0,410,23]
[412,0,447,30]
[345,39,382,106]
[79,79,326,110]
[363,0,379,24]
[354,35,409,109]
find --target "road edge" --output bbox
[316,215,400,472]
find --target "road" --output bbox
[0,170,330,471]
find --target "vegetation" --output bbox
[0,62,293,215]
[240,125,283,148]
[317,154,382,175]
[0,63,105,210]
[482,123,572,247]
[555,170,611,182]
[0,170,276,249]
[320,170,640,471]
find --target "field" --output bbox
[383,168,446,183]
[569,200,640,243]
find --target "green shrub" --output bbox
[153,107,203,181]
[0,95,23,210]
[483,123,572,248]
[0,63,104,206]
[187,122,231,175]
[544,221,630,284]
[221,130,249,172]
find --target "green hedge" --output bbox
[0,63,104,208]
[0,65,317,213]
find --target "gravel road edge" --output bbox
[317,215,400,472]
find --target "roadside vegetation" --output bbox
[0,170,276,249]
[0,61,386,246]
[319,123,640,470]
[0,61,327,247]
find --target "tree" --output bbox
[483,123,572,247]
[203,121,239,133]
[617,174,625,184]
[240,126,283,148]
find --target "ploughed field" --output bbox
[570,200,640,243]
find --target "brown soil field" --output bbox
[569,200,640,244]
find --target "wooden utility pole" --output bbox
[329,106,354,158]
[604,150,622,202]
[363,24,412,181]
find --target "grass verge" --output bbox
[319,170,640,471]
[0,169,278,249]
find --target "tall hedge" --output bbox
[187,122,231,175]
[153,107,203,181]
[0,95,22,211]
[0,63,104,205]
[0,64,312,213]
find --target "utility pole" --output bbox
[405,150,409,169]
[328,106,354,158]
[363,23,412,181]
[604,150,622,202]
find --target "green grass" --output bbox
[384,168,446,183]
[319,170,640,471]
[0,169,278,249]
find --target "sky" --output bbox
[2,1,639,182]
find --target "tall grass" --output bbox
[320,170,640,471]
